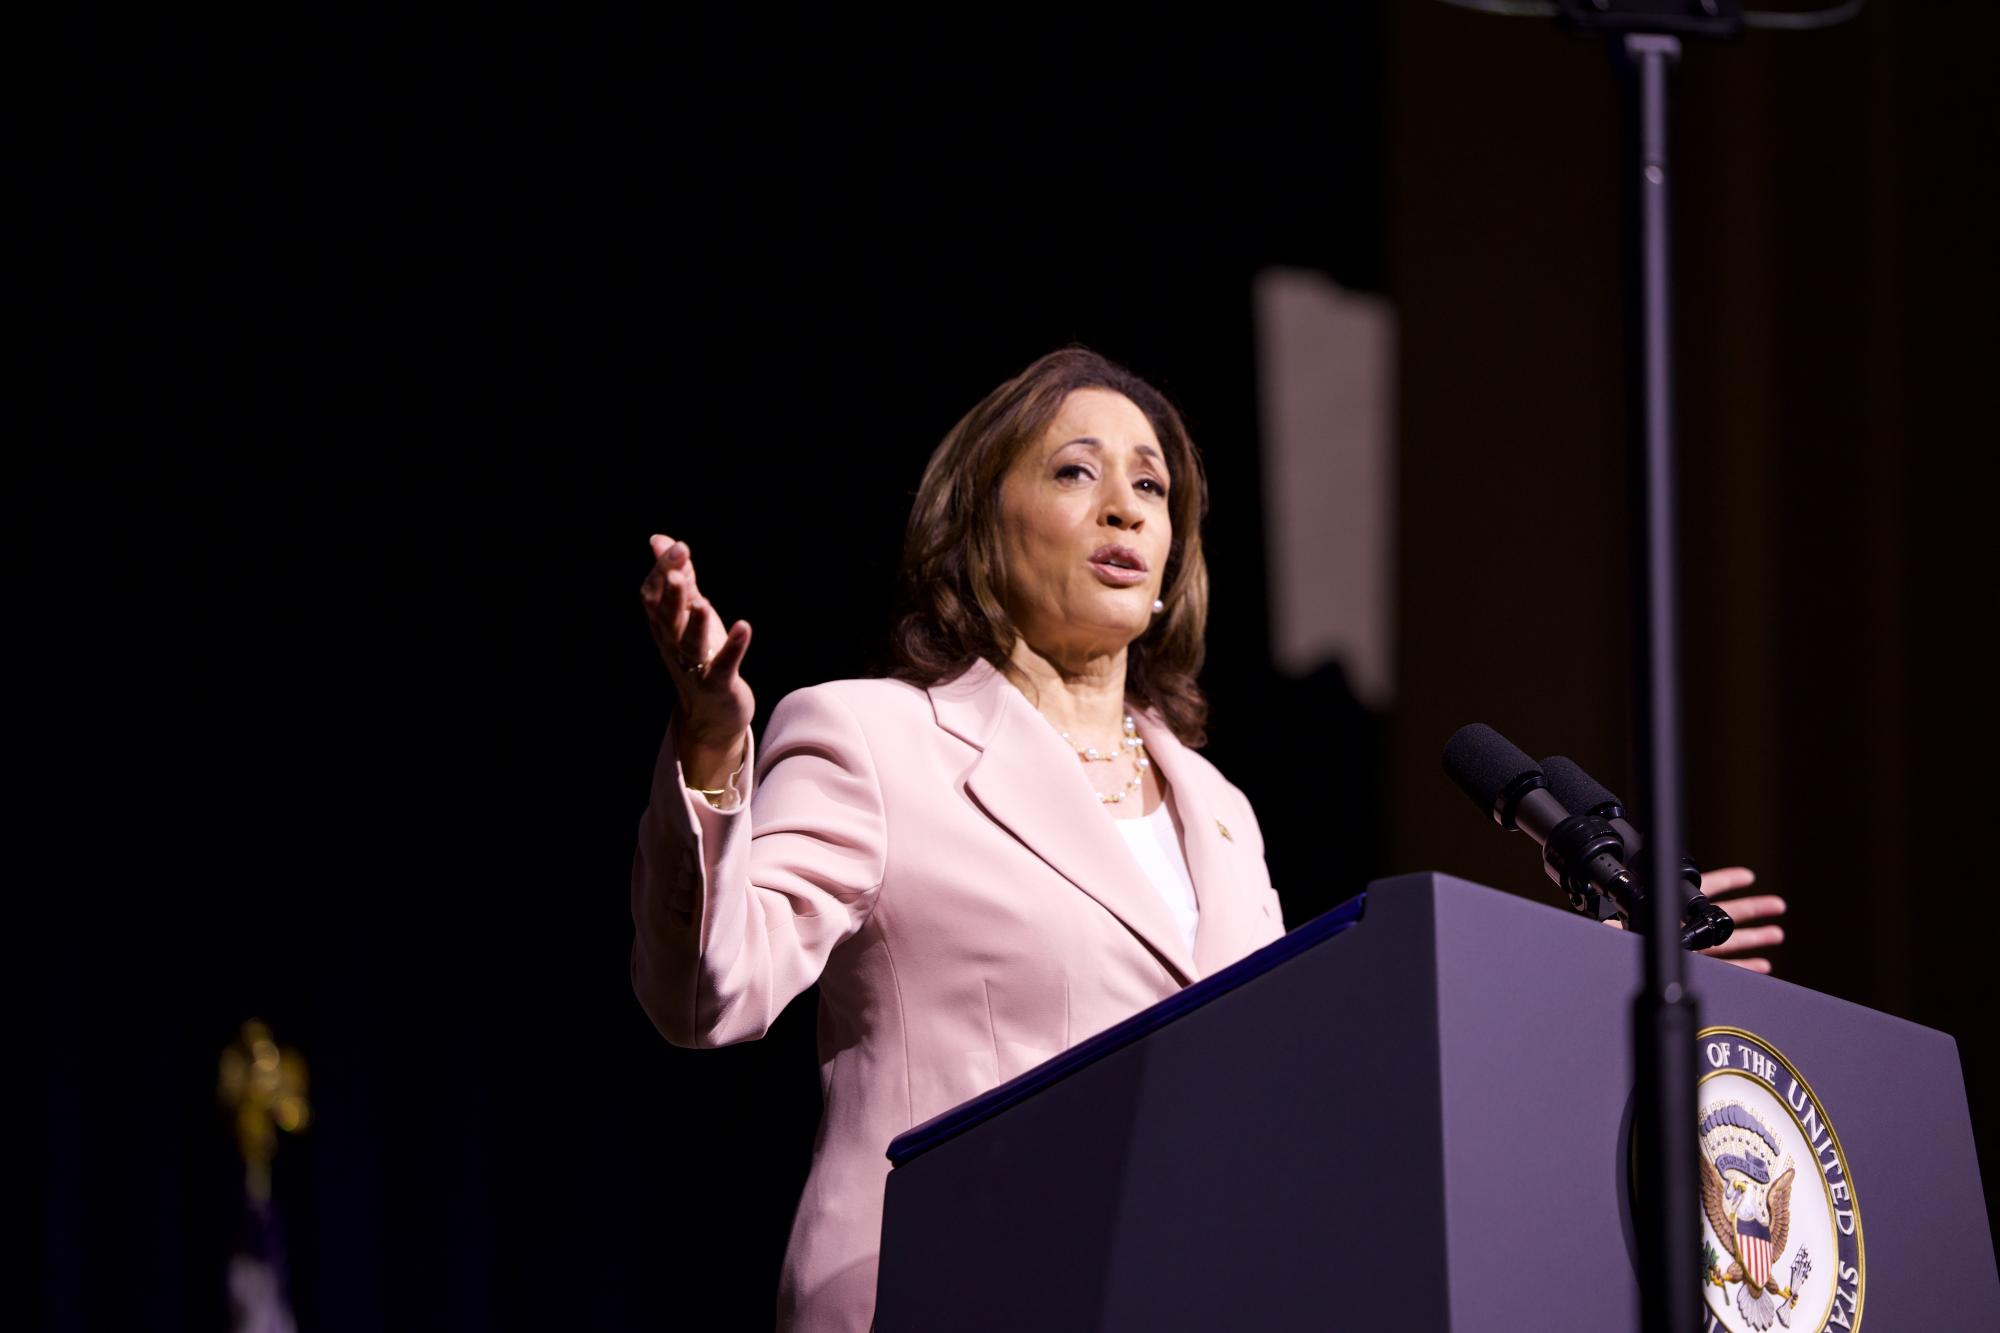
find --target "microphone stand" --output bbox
[1620,33,1702,1333]
[1439,4,1857,1322]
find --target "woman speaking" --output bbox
[628,347,1780,1330]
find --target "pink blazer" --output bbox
[630,657,1286,1332]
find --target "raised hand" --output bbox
[640,535,753,792]
[1695,866,1786,974]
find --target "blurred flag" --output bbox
[219,1020,309,1333]
[227,1193,297,1333]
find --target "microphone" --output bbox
[1442,723,1637,922]
[1441,724,1727,950]
[1540,757,1735,951]
[1539,757,1648,866]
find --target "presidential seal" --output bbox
[1697,1028,1864,1332]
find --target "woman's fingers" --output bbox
[1706,924,1786,954]
[680,597,717,670]
[642,536,718,666]
[642,569,692,688]
[1699,873,1784,958]
[1683,864,1787,969]
[641,538,750,726]
[641,534,684,600]
[1700,865,1757,896]
[705,620,753,684]
[641,537,689,634]
[1715,893,1788,927]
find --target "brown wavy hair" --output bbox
[890,346,1212,746]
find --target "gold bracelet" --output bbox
[688,786,730,798]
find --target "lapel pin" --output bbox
[1216,819,1233,842]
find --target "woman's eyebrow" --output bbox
[1058,435,1165,464]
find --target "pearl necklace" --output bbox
[1059,714,1150,804]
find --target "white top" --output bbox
[1115,802,1200,955]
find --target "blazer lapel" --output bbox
[1131,712,1266,977]
[935,661,1201,987]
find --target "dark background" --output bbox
[25,6,1996,1329]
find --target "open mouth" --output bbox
[1088,544,1149,586]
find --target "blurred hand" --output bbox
[640,535,753,790]
[1695,866,1786,974]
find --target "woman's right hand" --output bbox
[641,535,754,792]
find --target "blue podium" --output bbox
[874,872,1997,1330]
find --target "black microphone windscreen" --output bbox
[1541,756,1623,815]
[1442,723,1538,812]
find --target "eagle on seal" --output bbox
[1701,1148,1799,1330]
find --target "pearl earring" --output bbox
[1151,598,1165,614]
